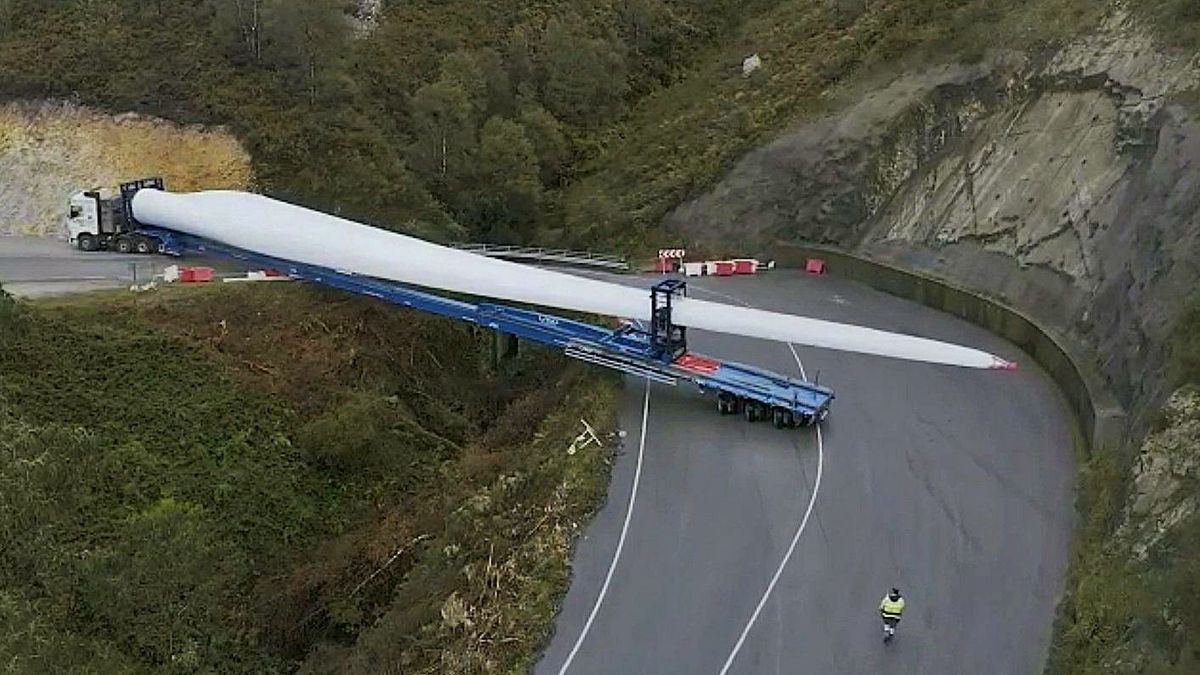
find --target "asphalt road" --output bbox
[0,236,242,297]
[2,234,1075,673]
[535,271,1075,675]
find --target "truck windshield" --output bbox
[69,205,82,218]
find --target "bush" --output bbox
[1173,298,1200,385]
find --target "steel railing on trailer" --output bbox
[453,244,630,272]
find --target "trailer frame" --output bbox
[138,226,834,428]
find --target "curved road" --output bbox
[2,236,1075,673]
[536,271,1074,675]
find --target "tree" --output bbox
[539,16,629,127]
[438,50,488,121]
[471,116,542,241]
[616,0,689,89]
[518,104,569,186]
[262,0,350,105]
[207,0,263,62]
[476,47,515,118]
[406,79,478,189]
[504,24,536,95]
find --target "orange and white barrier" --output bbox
[679,258,772,277]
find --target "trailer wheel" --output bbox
[773,408,794,429]
[717,393,736,415]
[115,237,133,254]
[744,401,764,422]
[134,237,153,254]
[77,234,98,252]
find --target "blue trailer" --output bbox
[134,228,833,429]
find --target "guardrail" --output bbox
[773,244,1128,456]
[453,244,630,271]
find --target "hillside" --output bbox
[2,0,1199,672]
[637,2,1200,672]
[0,101,252,236]
[0,283,618,672]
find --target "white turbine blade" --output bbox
[133,189,1014,370]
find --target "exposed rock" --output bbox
[348,0,383,37]
[1118,388,1200,560]
[664,9,1200,416]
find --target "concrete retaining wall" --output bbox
[775,245,1127,455]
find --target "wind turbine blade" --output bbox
[133,189,1014,370]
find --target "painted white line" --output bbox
[717,342,824,675]
[556,380,651,675]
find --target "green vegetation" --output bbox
[1138,0,1200,50]
[1047,302,1200,674]
[0,0,776,244]
[557,0,1105,249]
[0,283,619,672]
[0,0,1113,251]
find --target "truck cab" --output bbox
[65,177,164,253]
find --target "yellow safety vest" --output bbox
[880,596,905,616]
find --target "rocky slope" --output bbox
[0,101,252,237]
[666,9,1199,418]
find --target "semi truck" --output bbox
[67,177,835,428]
[66,177,166,253]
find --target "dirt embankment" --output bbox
[0,101,253,237]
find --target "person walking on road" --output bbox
[880,588,905,643]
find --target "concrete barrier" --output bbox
[774,244,1127,455]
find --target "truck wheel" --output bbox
[717,393,736,415]
[743,402,760,422]
[115,237,133,254]
[135,237,153,254]
[77,234,98,252]
[773,408,786,429]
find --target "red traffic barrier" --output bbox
[732,259,757,275]
[711,261,736,276]
[179,266,214,283]
[805,258,826,275]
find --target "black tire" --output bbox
[135,237,153,254]
[743,402,759,422]
[77,234,98,251]
[115,237,133,254]
[772,408,786,429]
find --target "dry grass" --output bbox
[0,101,252,236]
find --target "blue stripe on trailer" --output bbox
[142,226,834,425]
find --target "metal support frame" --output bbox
[650,279,688,361]
[144,227,834,423]
[119,177,164,228]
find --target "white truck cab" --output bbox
[65,177,164,253]
[65,189,110,251]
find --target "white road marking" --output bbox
[715,323,825,674]
[556,380,651,675]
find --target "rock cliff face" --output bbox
[665,10,1200,417]
[1120,388,1200,562]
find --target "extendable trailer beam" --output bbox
[145,227,834,428]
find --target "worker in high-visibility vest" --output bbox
[880,588,905,641]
